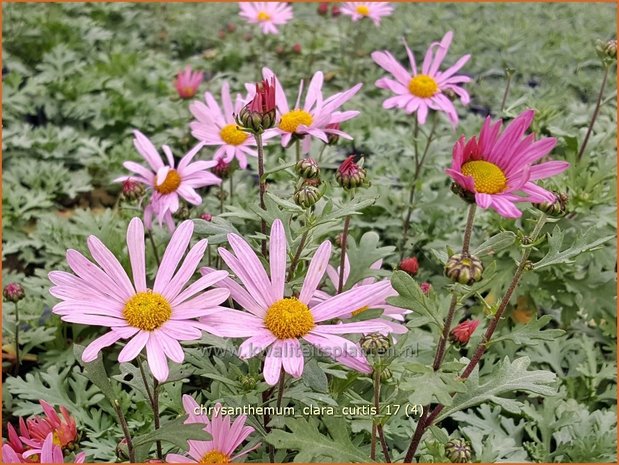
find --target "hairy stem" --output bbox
[14,302,20,375]
[147,230,161,267]
[113,399,136,463]
[577,64,610,162]
[256,132,268,257]
[153,379,162,459]
[337,216,351,293]
[500,70,513,113]
[287,230,309,281]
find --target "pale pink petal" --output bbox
[299,241,332,304]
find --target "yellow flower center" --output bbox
[351,306,369,317]
[278,109,313,134]
[220,123,248,146]
[52,432,62,447]
[154,169,181,194]
[355,5,370,15]
[408,74,439,98]
[200,450,230,464]
[257,11,271,22]
[461,160,507,194]
[264,297,315,339]
[123,291,172,331]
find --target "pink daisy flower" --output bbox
[253,67,362,154]
[340,2,394,26]
[21,433,86,464]
[166,396,259,463]
[239,2,293,34]
[19,401,77,452]
[115,131,221,228]
[199,219,395,385]
[189,82,275,170]
[446,110,570,218]
[310,257,409,335]
[48,217,230,381]
[372,31,471,125]
[175,66,204,100]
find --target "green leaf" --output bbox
[343,231,394,291]
[533,226,614,270]
[401,363,467,406]
[389,271,443,329]
[471,231,517,258]
[133,416,212,462]
[265,416,372,462]
[435,356,557,422]
[302,359,329,393]
[74,344,117,400]
[492,316,565,346]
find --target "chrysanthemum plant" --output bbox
[5,7,616,464]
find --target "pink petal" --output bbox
[146,337,169,381]
[153,220,194,294]
[299,241,332,304]
[127,218,147,292]
[269,219,287,302]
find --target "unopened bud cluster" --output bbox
[293,157,323,209]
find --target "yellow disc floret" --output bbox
[355,5,370,15]
[264,297,315,339]
[257,11,271,22]
[408,74,439,98]
[200,451,230,464]
[278,109,313,134]
[123,291,172,331]
[461,160,508,194]
[154,169,181,194]
[220,124,248,146]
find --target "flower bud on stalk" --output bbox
[174,205,191,221]
[534,191,568,217]
[445,438,472,463]
[294,184,322,209]
[336,155,368,189]
[236,77,276,134]
[399,257,419,276]
[380,367,393,382]
[326,122,341,145]
[239,374,258,391]
[295,157,320,179]
[360,333,391,355]
[420,282,432,295]
[445,253,484,285]
[331,5,341,17]
[317,2,329,16]
[596,39,617,63]
[121,178,145,201]
[449,320,480,348]
[199,213,213,222]
[3,283,25,303]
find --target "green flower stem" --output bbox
[14,302,20,375]
[372,366,391,462]
[255,132,268,257]
[577,64,611,162]
[287,230,309,282]
[337,215,351,293]
[295,139,301,163]
[399,116,438,261]
[404,212,547,462]
[147,230,161,267]
[113,399,136,463]
[138,357,162,459]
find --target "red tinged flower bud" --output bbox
[336,155,368,189]
[212,157,232,179]
[326,122,341,145]
[226,22,237,33]
[200,213,213,222]
[292,43,302,54]
[3,283,25,303]
[317,2,329,16]
[449,320,480,347]
[121,178,145,201]
[420,282,432,295]
[331,5,341,17]
[399,257,419,276]
[236,77,277,134]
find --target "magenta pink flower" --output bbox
[19,401,77,451]
[199,219,395,385]
[446,110,570,218]
[190,82,275,169]
[49,218,230,381]
[115,131,221,229]
[239,2,293,34]
[310,257,409,335]
[166,396,259,463]
[175,66,204,100]
[372,31,470,125]
[253,68,362,154]
[340,2,394,26]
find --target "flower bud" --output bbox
[239,374,258,391]
[317,2,329,16]
[380,367,393,383]
[174,205,191,221]
[295,158,320,179]
[200,213,213,222]
[291,43,302,55]
[325,122,341,145]
[236,78,276,134]
[449,320,480,348]
[399,257,419,276]
[116,438,130,461]
[534,191,568,217]
[212,157,232,180]
[450,182,475,204]
[420,282,432,295]
[3,283,25,303]
[294,185,322,209]
[121,178,145,201]
[445,438,472,463]
[596,39,617,62]
[336,155,368,189]
[360,333,391,355]
[175,65,204,100]
[331,5,341,17]
[226,22,237,33]
[217,30,226,40]
[445,253,484,285]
